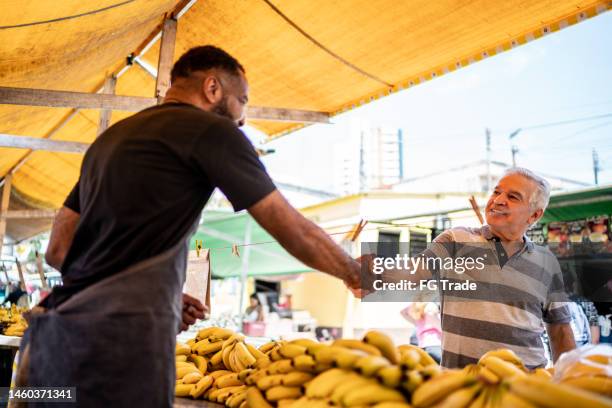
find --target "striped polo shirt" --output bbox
[422,226,571,369]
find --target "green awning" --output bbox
[189,210,311,279]
[541,186,612,223]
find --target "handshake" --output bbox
[343,254,377,299]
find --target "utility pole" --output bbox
[592,149,600,185]
[485,128,491,192]
[509,128,521,167]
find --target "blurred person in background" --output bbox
[401,302,442,363]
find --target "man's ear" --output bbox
[528,208,544,225]
[202,76,223,104]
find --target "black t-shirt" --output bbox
[45,103,276,308]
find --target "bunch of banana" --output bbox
[557,353,612,398]
[3,317,27,337]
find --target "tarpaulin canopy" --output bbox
[540,185,612,223]
[189,210,310,278]
[0,0,609,240]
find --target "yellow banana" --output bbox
[176,361,197,369]
[293,354,317,372]
[197,327,218,339]
[235,341,257,368]
[333,338,383,356]
[176,355,187,362]
[223,343,236,370]
[190,375,214,399]
[342,383,406,406]
[561,376,612,397]
[196,339,224,356]
[334,349,366,369]
[279,343,307,359]
[283,371,313,387]
[210,349,224,367]
[363,331,399,364]
[190,355,208,374]
[412,370,475,408]
[377,365,404,388]
[208,369,232,379]
[216,385,247,403]
[266,385,303,401]
[255,356,272,369]
[257,374,285,391]
[331,373,376,404]
[226,390,248,408]
[247,387,274,408]
[175,383,195,397]
[258,341,278,354]
[305,368,352,398]
[209,327,236,340]
[232,348,246,372]
[176,365,200,380]
[276,398,298,408]
[509,375,612,408]
[354,355,392,377]
[480,356,526,380]
[373,403,413,408]
[420,364,443,379]
[402,370,424,393]
[182,371,204,384]
[313,346,344,365]
[498,390,537,408]
[533,368,552,380]
[238,368,255,382]
[246,369,270,386]
[479,348,525,370]
[176,342,192,356]
[478,366,500,385]
[431,383,482,408]
[398,344,437,367]
[217,373,244,388]
[246,343,267,360]
[267,359,295,374]
[466,386,488,408]
[187,338,196,348]
[399,349,421,369]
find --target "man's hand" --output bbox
[180,293,208,332]
[348,254,377,298]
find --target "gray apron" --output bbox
[15,236,190,408]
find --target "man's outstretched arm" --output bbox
[248,190,362,288]
[45,206,80,270]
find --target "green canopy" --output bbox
[541,185,612,223]
[189,210,311,279]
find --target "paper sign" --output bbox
[183,249,211,312]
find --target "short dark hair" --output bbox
[170,45,245,83]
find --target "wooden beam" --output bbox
[246,106,330,123]
[97,75,117,136]
[0,87,331,123]
[5,210,57,219]
[0,86,156,111]
[0,134,90,153]
[0,175,12,255]
[155,17,177,102]
[36,253,48,289]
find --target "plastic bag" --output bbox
[553,344,612,382]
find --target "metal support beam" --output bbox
[155,17,178,102]
[98,75,117,136]
[0,175,12,255]
[0,87,331,123]
[0,134,89,153]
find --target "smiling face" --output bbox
[485,173,543,240]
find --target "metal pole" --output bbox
[239,219,252,319]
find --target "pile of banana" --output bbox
[419,348,612,408]
[174,326,612,408]
[1,305,27,337]
[556,352,612,399]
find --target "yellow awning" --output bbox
[0,0,608,233]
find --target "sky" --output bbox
[244,11,612,194]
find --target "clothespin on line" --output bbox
[350,219,368,242]
[195,240,203,257]
[232,244,240,258]
[469,196,485,225]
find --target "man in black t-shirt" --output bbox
[29,46,362,406]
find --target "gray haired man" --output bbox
[362,168,576,368]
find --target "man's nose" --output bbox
[493,193,507,205]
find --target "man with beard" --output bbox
[18,46,361,407]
